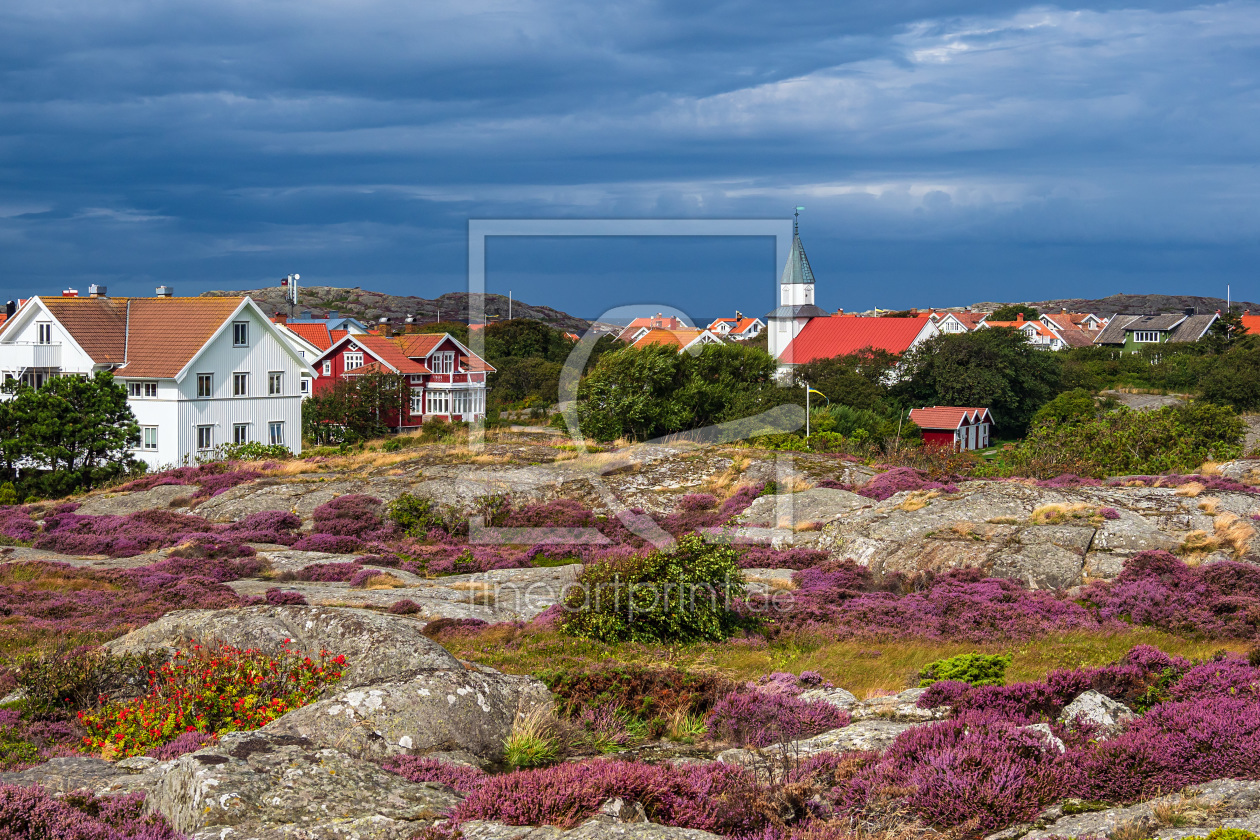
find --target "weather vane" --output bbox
[794,206,804,235]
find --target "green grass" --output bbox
[443,626,1248,699]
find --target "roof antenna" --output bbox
[794,206,803,236]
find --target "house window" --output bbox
[410,394,423,415]
[196,374,212,398]
[345,352,364,371]
[300,378,310,394]
[1133,331,1161,343]
[322,361,331,375]
[427,391,449,414]
[268,372,282,395]
[433,352,454,374]
[778,321,787,333]
[36,323,52,344]
[196,425,213,451]
[233,322,249,346]
[233,372,248,396]
[452,391,471,414]
[139,427,158,450]
[233,423,248,445]
[268,422,284,446]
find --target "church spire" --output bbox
[780,208,815,286]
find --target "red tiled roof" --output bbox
[909,406,992,430]
[781,315,933,364]
[330,329,349,344]
[391,333,444,358]
[286,322,332,350]
[1057,327,1101,348]
[631,328,702,349]
[947,312,988,329]
[1241,315,1260,337]
[348,333,429,375]
[985,319,1057,339]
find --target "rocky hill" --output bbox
[200,285,591,331]
[971,292,1260,315]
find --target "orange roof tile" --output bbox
[330,329,349,344]
[121,297,246,377]
[631,328,702,349]
[781,316,933,364]
[346,333,430,375]
[39,297,129,364]
[286,322,332,350]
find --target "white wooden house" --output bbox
[0,290,316,468]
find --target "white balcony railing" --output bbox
[0,342,63,370]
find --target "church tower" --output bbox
[766,209,828,360]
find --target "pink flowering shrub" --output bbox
[290,562,362,582]
[0,709,78,771]
[1034,474,1103,489]
[291,533,364,553]
[505,499,599,528]
[145,730,218,760]
[0,786,182,840]
[264,588,308,605]
[1082,550,1260,639]
[677,493,719,511]
[0,560,240,640]
[142,553,264,583]
[116,463,261,498]
[310,494,391,539]
[221,510,302,545]
[1108,473,1258,494]
[857,468,958,501]
[737,547,829,570]
[382,756,486,792]
[707,690,850,748]
[1099,507,1121,520]
[452,759,763,835]
[387,599,421,614]
[0,507,38,543]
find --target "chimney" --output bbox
[88,284,107,298]
[62,289,79,297]
[5,301,14,318]
[735,310,743,320]
[1017,312,1024,323]
[272,311,287,324]
[405,314,415,325]
[155,285,173,298]
[301,310,312,319]
[328,310,339,320]
[1184,307,1195,316]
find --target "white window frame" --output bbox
[322,360,331,375]
[300,378,310,394]
[268,421,284,446]
[1133,331,1161,343]
[344,352,364,371]
[137,426,158,451]
[233,372,248,397]
[426,390,450,414]
[410,393,423,415]
[232,322,249,347]
[268,371,283,395]
[36,323,52,344]
[233,423,249,445]
[433,351,454,374]
[196,425,213,451]
[196,374,212,398]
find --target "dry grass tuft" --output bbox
[1198,497,1221,514]
[951,521,975,538]
[1214,512,1256,558]
[1030,502,1095,525]
[355,572,408,590]
[1198,461,1224,476]
[899,490,940,512]
[1180,529,1218,555]
[1177,482,1207,498]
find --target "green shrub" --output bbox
[11,647,166,716]
[387,493,448,536]
[1032,388,1098,426]
[918,653,1011,687]
[561,534,745,644]
[381,438,404,452]
[503,707,560,769]
[215,442,292,461]
[1180,831,1260,840]
[0,482,18,506]
[542,663,735,722]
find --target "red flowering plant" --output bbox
[78,640,346,758]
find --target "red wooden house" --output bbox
[908,406,994,451]
[312,332,494,427]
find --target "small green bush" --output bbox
[561,534,745,644]
[918,653,1011,687]
[387,493,448,536]
[216,442,292,461]
[1180,831,1260,840]
[12,647,166,716]
[0,482,18,506]
[381,438,404,452]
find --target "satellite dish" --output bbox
[293,274,299,281]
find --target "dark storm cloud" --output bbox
[1,0,1258,315]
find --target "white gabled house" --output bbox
[0,289,317,468]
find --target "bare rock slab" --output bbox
[104,605,461,688]
[149,732,459,839]
[263,669,552,763]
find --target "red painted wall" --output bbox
[922,430,957,448]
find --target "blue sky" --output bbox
[2,1,1259,320]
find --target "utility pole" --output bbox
[804,380,810,438]
[508,291,512,320]
[280,274,299,320]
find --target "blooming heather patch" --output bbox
[32,506,301,559]
[737,547,829,570]
[0,786,182,840]
[289,562,363,582]
[857,468,959,501]
[1107,474,1259,494]
[0,507,39,543]
[290,533,364,553]
[144,730,218,760]
[310,494,392,539]
[0,560,241,642]
[706,690,850,748]
[263,588,307,605]
[382,756,486,792]
[453,759,763,834]
[116,463,262,498]
[1083,550,1260,639]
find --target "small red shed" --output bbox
[908,406,994,451]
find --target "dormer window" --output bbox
[432,351,455,374]
[37,323,52,344]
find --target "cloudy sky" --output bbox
[1,0,1258,320]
